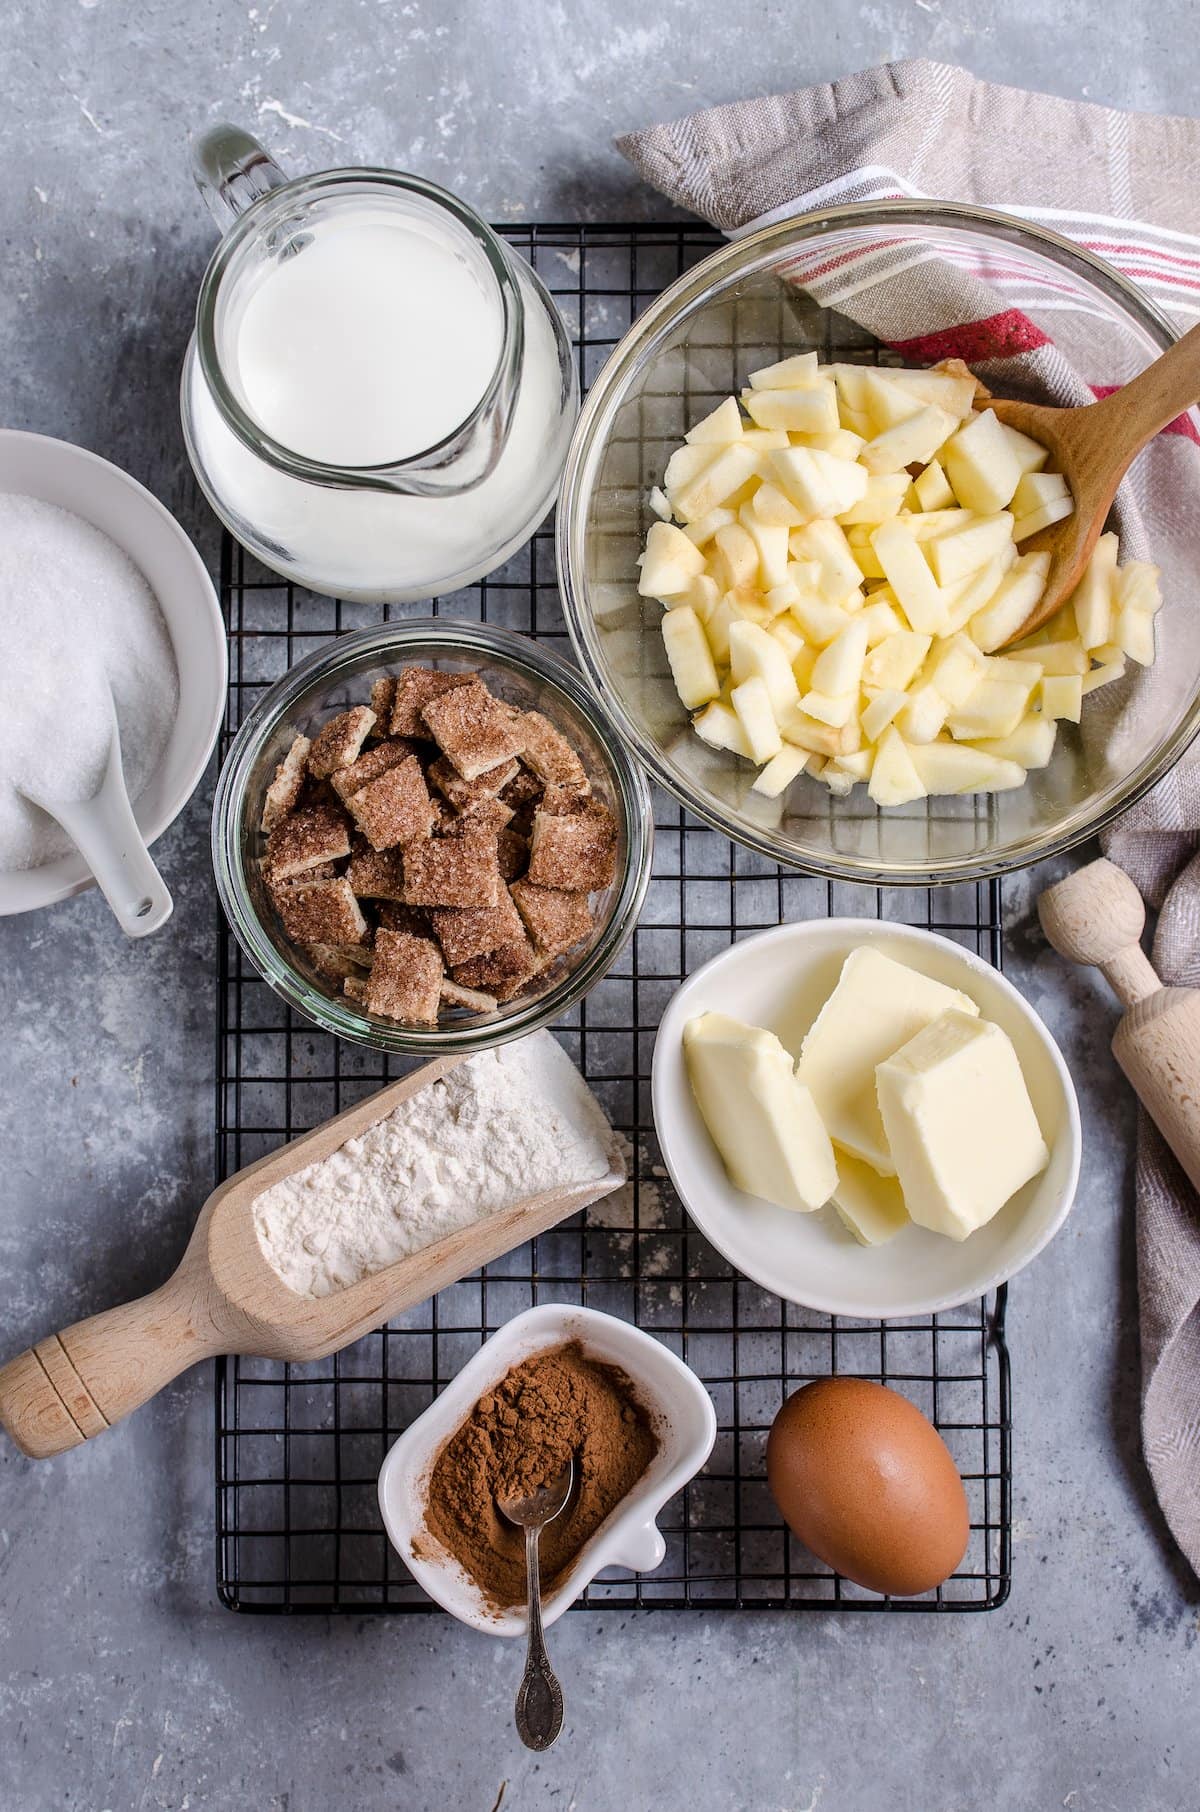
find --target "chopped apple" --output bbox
[744,384,840,434]
[928,633,988,707]
[681,572,721,619]
[685,396,744,445]
[800,689,857,728]
[829,365,876,414]
[861,687,907,742]
[927,513,1015,586]
[940,546,1017,634]
[820,762,857,797]
[860,404,958,475]
[662,605,720,708]
[1013,495,1074,541]
[638,521,707,598]
[1082,654,1127,693]
[941,409,1022,513]
[946,677,1031,740]
[1011,470,1070,518]
[790,520,863,604]
[740,428,791,452]
[1005,638,1087,676]
[1116,606,1156,665]
[810,618,869,698]
[752,743,814,796]
[731,676,784,762]
[1000,422,1050,474]
[968,552,1051,651]
[795,428,868,461]
[768,613,805,660]
[858,370,927,430]
[703,599,737,665]
[1040,673,1083,721]
[901,508,974,541]
[847,529,886,581]
[683,505,737,547]
[863,629,932,692]
[738,509,791,589]
[908,741,1026,794]
[780,707,862,758]
[868,727,926,806]
[836,473,909,525]
[747,352,820,389]
[648,485,671,520]
[728,619,801,717]
[1115,561,1163,616]
[871,519,947,634]
[913,460,956,512]
[859,596,905,646]
[1065,531,1117,648]
[872,367,977,419]
[771,446,869,521]
[713,522,760,591]
[791,642,817,691]
[673,442,761,521]
[664,441,717,499]
[790,595,851,647]
[752,481,808,527]
[764,577,800,617]
[972,715,1057,769]
[693,699,753,758]
[898,682,951,744]
[831,748,874,782]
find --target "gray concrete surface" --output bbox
[2,3,1199,1808]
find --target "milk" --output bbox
[184,188,576,603]
[229,208,505,467]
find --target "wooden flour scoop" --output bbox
[1038,858,1200,1193]
[0,1054,625,1461]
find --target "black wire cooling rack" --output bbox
[214,222,1012,1615]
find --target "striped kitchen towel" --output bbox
[620,60,1200,1580]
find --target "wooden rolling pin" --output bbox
[0,1053,624,1461]
[1038,857,1200,1193]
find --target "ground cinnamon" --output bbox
[422,1341,659,1611]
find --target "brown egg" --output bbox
[766,1378,969,1595]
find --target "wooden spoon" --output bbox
[0,1054,625,1460]
[989,321,1200,646]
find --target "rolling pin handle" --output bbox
[1037,857,1161,1007]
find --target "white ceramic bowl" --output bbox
[0,431,226,915]
[377,1304,716,1635]
[652,920,1081,1319]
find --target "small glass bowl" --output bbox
[556,200,1200,885]
[212,620,653,1052]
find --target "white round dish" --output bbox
[0,430,226,915]
[377,1303,716,1636]
[652,920,1081,1319]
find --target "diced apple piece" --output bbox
[738,509,791,589]
[831,748,874,782]
[638,521,707,598]
[913,460,955,512]
[838,403,874,439]
[770,446,869,521]
[713,522,759,591]
[859,596,904,646]
[1040,673,1083,721]
[928,633,988,707]
[791,643,817,691]
[1000,422,1050,474]
[1115,560,1163,615]
[1082,655,1127,693]
[744,384,840,433]
[941,409,1022,513]
[673,442,761,521]
[972,715,1058,769]
[685,395,744,445]
[810,617,869,699]
[863,629,932,692]
[848,530,886,581]
[683,505,737,547]
[747,352,820,389]
[740,428,791,451]
[790,596,851,647]
[927,513,1015,586]
[858,370,927,430]
[648,485,671,520]
[820,762,856,797]
[800,689,857,728]
[752,743,814,796]
[983,653,1042,690]
[752,481,808,527]
[1116,606,1156,666]
[1013,495,1074,541]
[837,473,909,525]
[860,405,958,475]
[681,572,721,620]
[829,365,877,413]
[902,508,974,541]
[871,519,947,634]
[779,707,862,758]
[861,688,907,742]
[946,677,1031,740]
[940,546,1017,633]
[693,700,753,759]
[872,367,977,419]
[898,683,951,744]
[968,552,1051,651]
[662,606,720,708]
[768,614,805,661]
[664,441,717,499]
[728,619,801,717]
[868,727,926,806]
[1066,531,1117,648]
[794,429,867,461]
[731,676,783,763]
[1006,639,1087,676]
[764,577,800,618]
[908,741,1026,794]
[790,520,864,604]
[1011,471,1070,518]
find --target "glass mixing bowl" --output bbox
[556,201,1200,884]
[212,621,653,1053]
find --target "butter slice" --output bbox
[875,1008,1049,1241]
[831,1149,909,1246]
[795,948,979,1175]
[683,1011,837,1212]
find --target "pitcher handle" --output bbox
[193,123,289,232]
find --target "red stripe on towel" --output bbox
[888,310,1051,364]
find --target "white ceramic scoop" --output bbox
[18,693,173,937]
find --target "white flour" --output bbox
[252,1031,617,1297]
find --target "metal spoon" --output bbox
[497,1457,574,1751]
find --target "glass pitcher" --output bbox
[181,125,578,603]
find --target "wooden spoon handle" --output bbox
[1090,319,1200,458]
[0,1277,224,1459]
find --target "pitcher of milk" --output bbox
[181,125,578,602]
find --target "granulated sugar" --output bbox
[252,1031,619,1297]
[0,493,178,869]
